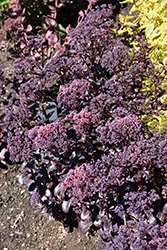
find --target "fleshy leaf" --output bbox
[25,179,36,192]
[78,219,93,234]
[62,199,71,213]
[54,183,62,197]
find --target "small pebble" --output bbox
[26,233,31,238]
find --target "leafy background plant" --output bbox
[0,0,9,14]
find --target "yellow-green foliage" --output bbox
[118,0,167,134]
[119,0,167,64]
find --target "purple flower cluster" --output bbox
[57,79,91,110]
[69,4,115,67]
[72,108,100,135]
[96,114,143,146]
[32,120,72,152]
[61,161,109,207]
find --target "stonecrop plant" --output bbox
[1,3,167,249]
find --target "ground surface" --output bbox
[0,2,133,250]
[0,164,102,250]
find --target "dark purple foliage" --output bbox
[1,4,167,250]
